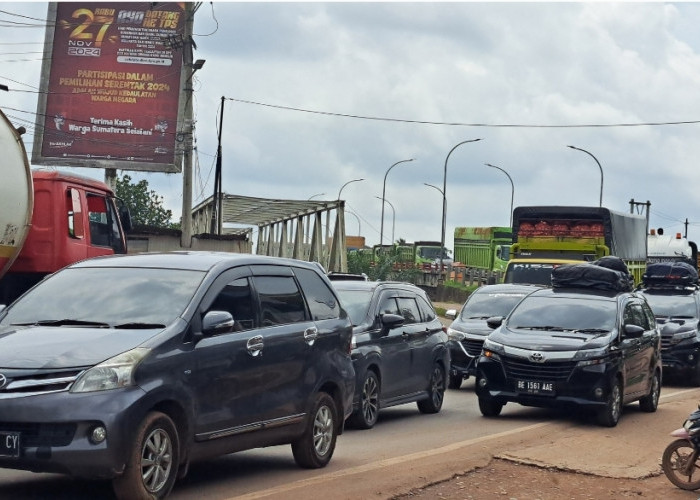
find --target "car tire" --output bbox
[639,370,660,412]
[597,379,623,427]
[348,370,380,429]
[112,411,179,500]
[418,362,445,414]
[478,397,503,417]
[292,392,338,469]
[447,372,463,390]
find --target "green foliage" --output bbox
[347,247,422,282]
[442,280,480,294]
[115,174,178,229]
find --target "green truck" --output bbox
[453,227,512,272]
[503,206,648,286]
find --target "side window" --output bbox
[397,297,420,325]
[293,268,340,320]
[642,302,656,329]
[66,188,84,239]
[417,295,437,322]
[208,278,256,332]
[253,275,307,326]
[87,194,111,247]
[624,303,648,330]
[379,296,399,315]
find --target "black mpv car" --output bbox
[0,252,355,499]
[332,280,449,429]
[476,263,662,427]
[638,262,700,385]
[446,284,541,389]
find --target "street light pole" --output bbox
[567,145,604,207]
[376,196,396,244]
[346,210,361,236]
[441,139,482,272]
[485,163,515,227]
[381,159,414,247]
[307,193,326,200]
[337,178,364,200]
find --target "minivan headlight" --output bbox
[573,347,608,366]
[71,348,150,393]
[447,327,465,342]
[483,338,505,355]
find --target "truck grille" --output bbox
[0,369,83,398]
[502,357,576,381]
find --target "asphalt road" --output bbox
[1,379,697,500]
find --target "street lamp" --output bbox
[441,139,482,272]
[380,159,414,246]
[308,193,325,200]
[376,196,396,244]
[485,163,515,227]
[346,210,361,236]
[424,183,444,196]
[337,178,364,200]
[567,145,604,207]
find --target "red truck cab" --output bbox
[0,170,130,304]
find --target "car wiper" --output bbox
[513,325,567,331]
[571,328,610,334]
[468,316,491,320]
[113,322,166,329]
[12,319,110,328]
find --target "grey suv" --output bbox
[331,280,449,429]
[0,252,355,499]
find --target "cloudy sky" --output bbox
[3,2,700,251]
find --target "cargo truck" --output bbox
[0,108,130,305]
[453,226,512,272]
[503,206,647,286]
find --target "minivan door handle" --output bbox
[247,335,264,357]
[304,327,318,346]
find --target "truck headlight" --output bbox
[673,330,697,342]
[447,328,466,342]
[71,348,150,393]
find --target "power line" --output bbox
[226,97,700,129]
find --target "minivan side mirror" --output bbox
[445,309,457,320]
[623,324,645,338]
[380,313,404,331]
[202,310,234,337]
[486,316,504,329]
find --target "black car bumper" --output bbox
[447,338,484,378]
[475,354,618,411]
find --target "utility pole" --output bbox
[211,96,225,234]
[179,3,196,247]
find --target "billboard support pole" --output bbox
[180,4,196,248]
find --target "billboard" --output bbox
[32,2,187,172]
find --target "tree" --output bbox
[115,174,178,229]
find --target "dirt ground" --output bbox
[413,303,698,500]
[394,458,696,499]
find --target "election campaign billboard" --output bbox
[32,2,187,172]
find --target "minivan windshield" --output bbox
[1,267,206,328]
[507,295,617,333]
[334,288,373,326]
[641,293,697,318]
[460,292,528,319]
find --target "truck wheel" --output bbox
[292,393,337,469]
[478,397,503,417]
[639,370,660,412]
[418,363,445,414]
[112,411,179,500]
[448,372,463,390]
[597,379,622,427]
[348,370,380,429]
